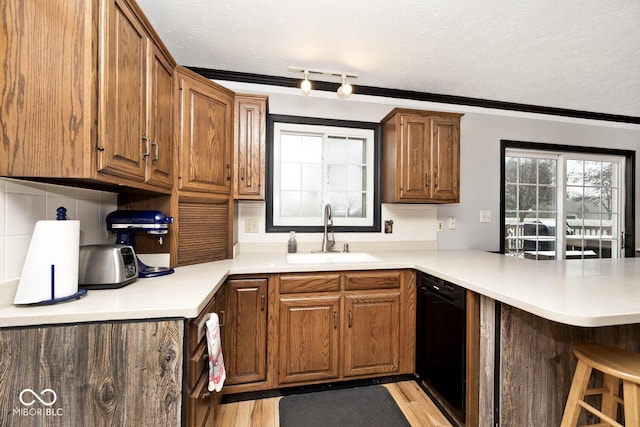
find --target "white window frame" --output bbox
[272,121,376,228]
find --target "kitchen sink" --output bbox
[286,252,381,264]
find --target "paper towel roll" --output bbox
[14,220,80,305]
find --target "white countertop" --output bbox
[1,249,639,328]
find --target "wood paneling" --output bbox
[0,321,183,426]
[498,304,640,426]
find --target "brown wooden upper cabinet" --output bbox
[233,95,268,200]
[100,0,174,188]
[1,0,175,192]
[381,108,463,203]
[175,66,234,195]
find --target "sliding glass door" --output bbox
[504,147,625,260]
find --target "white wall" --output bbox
[222,80,640,253]
[0,178,118,281]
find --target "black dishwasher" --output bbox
[416,273,466,425]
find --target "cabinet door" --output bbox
[399,115,431,200]
[145,43,173,188]
[99,0,147,181]
[343,292,401,377]
[177,71,233,194]
[234,96,267,200]
[430,117,460,202]
[278,296,340,384]
[224,278,268,385]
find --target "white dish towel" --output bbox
[205,312,226,392]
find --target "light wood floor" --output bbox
[213,380,452,427]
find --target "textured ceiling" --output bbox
[137,0,640,118]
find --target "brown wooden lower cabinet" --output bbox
[278,295,341,384]
[275,269,414,388]
[223,278,268,385]
[343,292,401,377]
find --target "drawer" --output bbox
[188,295,218,354]
[344,270,401,291]
[188,339,209,390]
[279,273,341,294]
[187,371,215,427]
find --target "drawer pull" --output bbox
[260,293,265,311]
[200,391,211,399]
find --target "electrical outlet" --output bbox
[244,218,259,233]
[448,216,456,230]
[437,221,444,232]
[480,210,492,223]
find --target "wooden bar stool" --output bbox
[561,343,640,427]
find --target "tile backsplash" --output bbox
[0,178,118,281]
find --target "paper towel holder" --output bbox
[13,207,88,306]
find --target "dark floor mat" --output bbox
[279,384,411,427]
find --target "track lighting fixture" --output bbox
[288,66,358,99]
[337,74,353,99]
[300,70,312,95]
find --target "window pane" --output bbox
[538,186,556,212]
[346,138,365,163]
[300,135,322,162]
[567,160,583,185]
[281,134,302,162]
[325,137,347,163]
[281,192,301,217]
[519,158,538,184]
[301,192,321,217]
[505,184,518,210]
[347,165,365,192]
[538,159,556,185]
[505,157,518,183]
[281,164,300,190]
[518,185,537,211]
[301,164,321,191]
[327,164,346,191]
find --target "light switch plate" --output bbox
[480,210,492,223]
[448,216,456,230]
[244,218,259,233]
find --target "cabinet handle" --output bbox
[218,310,225,327]
[260,293,265,311]
[202,353,209,362]
[200,391,211,400]
[425,173,429,187]
[151,140,159,162]
[142,134,150,159]
[434,172,438,188]
[348,310,352,328]
[240,166,245,181]
[226,164,231,180]
[333,311,338,329]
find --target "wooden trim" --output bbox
[465,291,481,427]
[188,67,640,125]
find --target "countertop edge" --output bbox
[1,250,639,328]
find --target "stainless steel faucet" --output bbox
[321,203,336,252]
